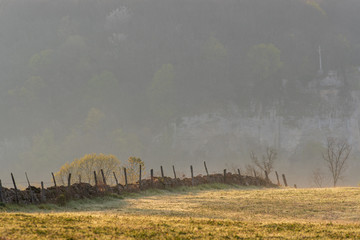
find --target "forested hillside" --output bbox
[0,0,360,185]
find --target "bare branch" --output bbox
[250,147,277,177]
[322,137,351,187]
[311,168,325,188]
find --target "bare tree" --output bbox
[245,163,262,178]
[322,137,351,187]
[311,168,325,188]
[251,147,277,175]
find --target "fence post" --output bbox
[204,161,209,176]
[41,181,46,202]
[172,165,177,179]
[25,172,35,203]
[113,172,119,185]
[101,169,107,185]
[113,171,121,193]
[94,171,98,186]
[223,169,227,183]
[11,173,19,204]
[123,168,128,188]
[237,169,241,176]
[282,174,288,187]
[25,172,31,187]
[160,166,164,178]
[150,169,154,187]
[67,173,72,188]
[190,165,194,186]
[275,171,280,186]
[0,180,4,203]
[51,172,57,187]
[139,165,142,189]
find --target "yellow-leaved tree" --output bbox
[55,162,72,186]
[126,156,145,184]
[55,153,121,185]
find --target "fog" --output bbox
[0,0,360,187]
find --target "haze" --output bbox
[0,0,359,187]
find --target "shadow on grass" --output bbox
[0,183,263,213]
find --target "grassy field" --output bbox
[0,184,360,239]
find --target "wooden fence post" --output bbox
[282,174,288,187]
[237,169,241,176]
[113,172,119,185]
[150,169,154,187]
[223,169,227,183]
[25,172,35,203]
[11,173,19,204]
[25,172,31,187]
[160,166,164,178]
[94,171,98,186]
[190,165,194,186]
[0,180,4,203]
[139,165,142,189]
[204,161,209,176]
[123,167,128,187]
[101,169,107,185]
[51,172,57,187]
[172,165,177,179]
[41,181,46,202]
[275,171,280,186]
[113,171,120,193]
[67,173,72,187]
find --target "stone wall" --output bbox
[0,172,277,205]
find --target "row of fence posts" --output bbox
[145,162,291,187]
[0,162,294,204]
[0,173,47,204]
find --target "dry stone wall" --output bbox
[0,172,277,205]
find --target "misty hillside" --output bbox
[0,0,360,186]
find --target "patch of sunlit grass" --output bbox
[0,185,359,239]
[123,187,360,222]
[0,213,359,239]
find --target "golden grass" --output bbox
[0,184,360,239]
[122,187,360,222]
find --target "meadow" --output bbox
[0,184,359,239]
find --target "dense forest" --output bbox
[0,0,360,185]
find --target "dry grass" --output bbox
[122,187,360,222]
[0,184,359,239]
